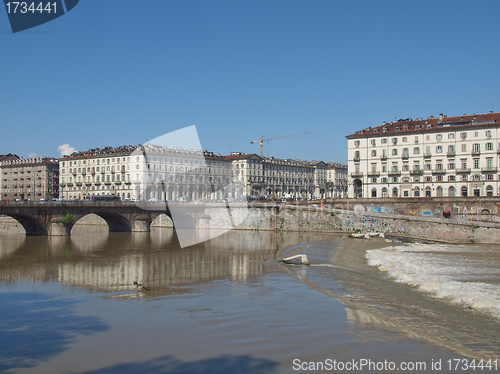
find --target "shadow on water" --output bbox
[0,292,109,373]
[82,354,279,374]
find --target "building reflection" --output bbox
[0,228,326,296]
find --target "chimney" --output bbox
[439,113,444,122]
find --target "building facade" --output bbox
[59,145,335,201]
[326,162,348,198]
[59,146,135,200]
[346,112,500,198]
[1,157,59,201]
[227,153,328,199]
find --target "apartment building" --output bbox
[1,157,59,201]
[227,153,328,199]
[59,146,135,200]
[59,144,333,201]
[326,162,348,198]
[346,112,500,198]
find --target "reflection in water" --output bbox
[0,227,335,296]
[0,291,109,373]
[71,225,110,253]
[80,354,279,374]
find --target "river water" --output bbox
[0,222,499,373]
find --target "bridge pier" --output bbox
[48,220,74,236]
[133,214,151,232]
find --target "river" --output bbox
[0,221,498,373]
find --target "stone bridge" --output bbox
[0,202,206,236]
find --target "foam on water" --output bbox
[366,243,500,318]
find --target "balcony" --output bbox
[91,170,96,175]
[350,172,363,178]
[353,156,360,162]
[423,153,432,158]
[81,169,86,175]
[482,167,497,173]
[402,154,409,160]
[433,168,446,174]
[367,171,380,176]
[457,168,471,173]
[72,170,77,175]
[447,151,455,157]
[471,150,481,156]
[104,181,112,185]
[380,155,387,161]
[410,169,423,175]
[76,182,82,186]
[388,170,401,176]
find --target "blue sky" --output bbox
[1,0,500,163]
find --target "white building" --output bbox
[59,146,135,200]
[227,153,328,199]
[59,145,334,201]
[346,112,500,198]
[326,163,348,198]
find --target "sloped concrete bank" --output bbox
[204,205,500,244]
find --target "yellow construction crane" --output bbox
[250,132,308,157]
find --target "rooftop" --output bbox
[346,111,500,139]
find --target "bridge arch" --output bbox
[74,213,132,233]
[1,213,48,235]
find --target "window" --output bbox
[425,162,431,170]
[436,134,442,141]
[461,132,467,140]
[448,162,455,170]
[486,130,492,138]
[402,137,407,142]
[475,131,479,138]
[392,149,398,156]
[461,144,467,152]
[415,136,419,143]
[371,139,376,146]
[449,186,455,197]
[461,159,467,169]
[371,189,377,198]
[436,146,443,153]
[392,138,398,144]
[381,138,387,144]
[448,175,455,182]
[371,150,377,157]
[487,142,493,151]
[354,140,360,147]
[426,187,431,197]
[473,144,480,153]
[487,158,493,169]
[413,147,420,155]
[448,145,455,154]
[448,133,454,139]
